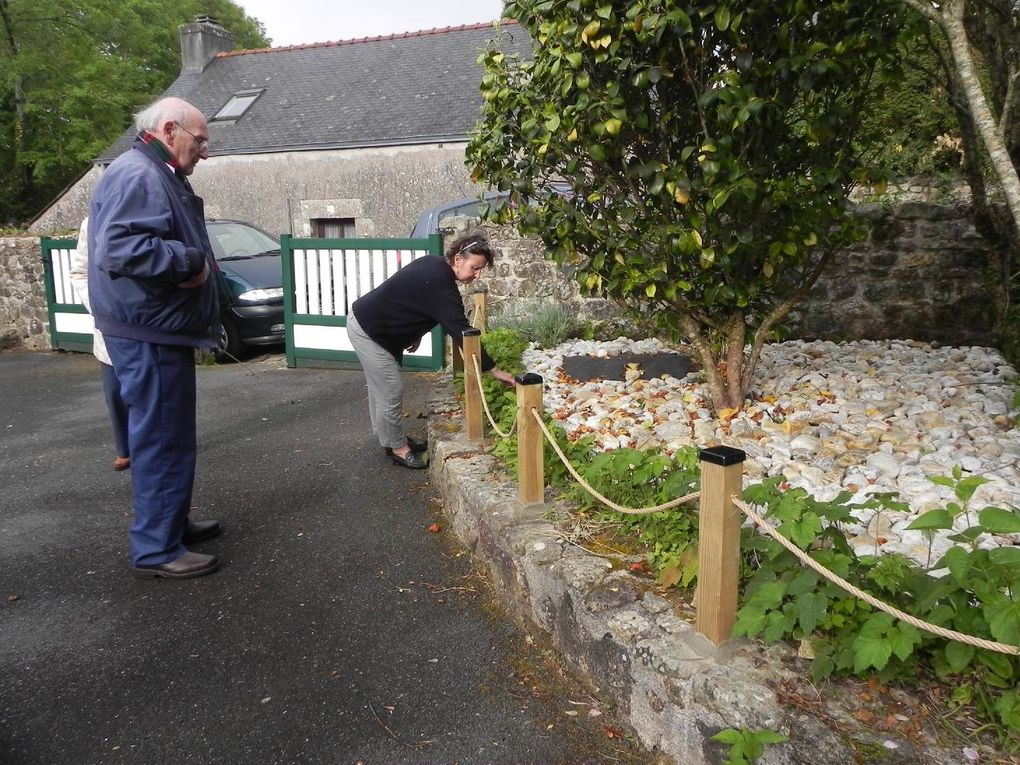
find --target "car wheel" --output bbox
[214,317,243,363]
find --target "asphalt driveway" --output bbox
[0,350,639,765]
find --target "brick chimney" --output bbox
[179,15,233,73]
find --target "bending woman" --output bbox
[348,233,515,469]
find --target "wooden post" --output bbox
[695,445,746,645]
[516,373,544,506]
[462,329,484,442]
[472,288,488,333]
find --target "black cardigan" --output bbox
[351,255,495,370]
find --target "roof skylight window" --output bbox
[212,90,263,120]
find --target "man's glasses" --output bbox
[174,121,209,149]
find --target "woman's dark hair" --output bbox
[445,234,494,266]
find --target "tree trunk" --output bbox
[941,0,1020,235]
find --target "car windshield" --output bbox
[206,221,280,261]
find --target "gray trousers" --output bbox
[347,312,407,450]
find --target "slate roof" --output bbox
[97,21,531,163]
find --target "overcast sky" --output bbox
[233,0,506,47]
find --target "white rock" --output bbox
[866,451,901,479]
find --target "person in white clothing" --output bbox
[69,217,130,471]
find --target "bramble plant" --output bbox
[735,475,1020,742]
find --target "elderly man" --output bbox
[88,96,222,579]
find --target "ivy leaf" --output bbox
[944,640,975,672]
[795,591,826,634]
[888,623,922,661]
[934,546,971,585]
[978,508,1020,533]
[905,508,953,531]
[977,649,1016,680]
[852,613,894,672]
[984,599,1020,645]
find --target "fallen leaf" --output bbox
[602,725,623,739]
[854,709,875,724]
[427,523,441,533]
[657,564,681,589]
[6,595,18,602]
[627,562,645,572]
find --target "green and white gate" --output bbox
[40,236,92,353]
[282,233,445,370]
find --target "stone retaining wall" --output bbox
[793,203,997,346]
[426,382,961,764]
[0,237,49,350]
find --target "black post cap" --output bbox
[699,445,746,466]
[463,328,481,337]
[515,372,543,386]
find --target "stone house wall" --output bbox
[30,144,479,242]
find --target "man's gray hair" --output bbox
[134,97,192,134]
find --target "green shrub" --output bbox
[491,300,581,348]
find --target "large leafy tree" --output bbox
[0,0,268,227]
[468,0,905,411]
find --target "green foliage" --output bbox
[857,27,959,181]
[491,300,582,348]
[555,444,701,584]
[467,0,906,408]
[0,0,269,225]
[735,473,1020,741]
[711,727,789,765]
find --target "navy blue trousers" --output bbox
[105,338,197,567]
[99,361,129,458]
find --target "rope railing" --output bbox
[733,496,1020,656]
[530,407,701,515]
[469,352,517,438]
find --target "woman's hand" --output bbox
[490,368,516,388]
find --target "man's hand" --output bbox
[405,338,422,353]
[179,261,209,288]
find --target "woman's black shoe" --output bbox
[391,450,428,469]
[384,436,428,457]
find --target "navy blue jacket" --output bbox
[87,138,218,347]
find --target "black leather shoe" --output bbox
[384,436,428,457]
[183,519,222,545]
[133,551,220,579]
[391,450,428,469]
